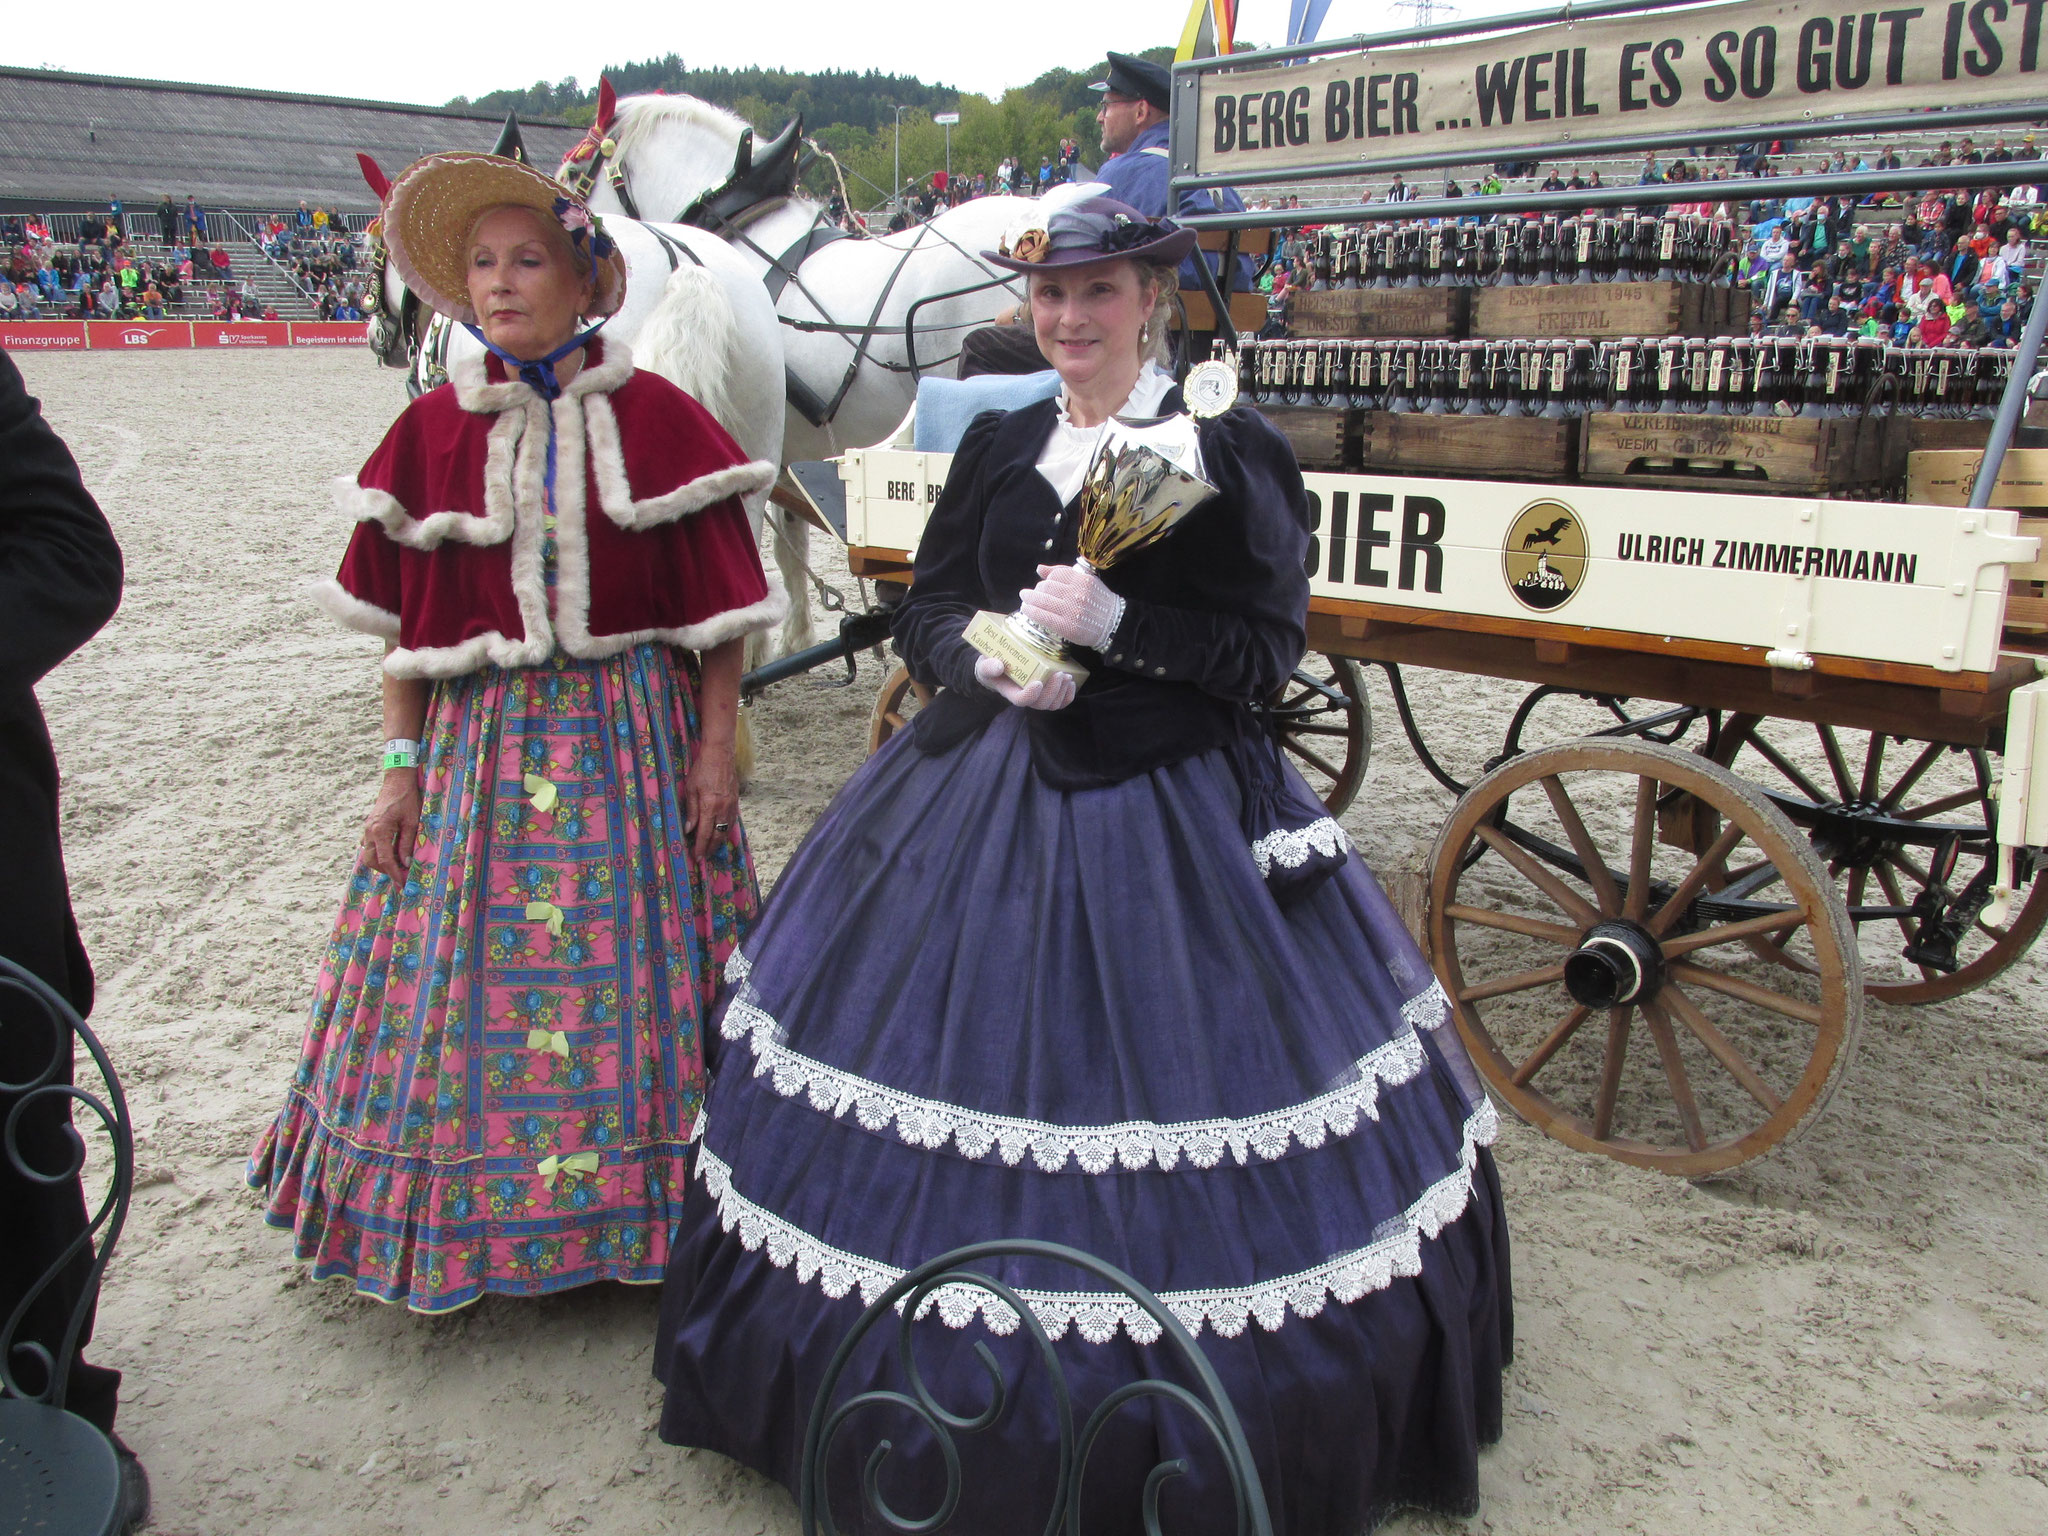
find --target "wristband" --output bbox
[381,737,420,771]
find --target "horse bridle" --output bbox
[559,122,646,222]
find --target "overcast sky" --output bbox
[3,0,1536,107]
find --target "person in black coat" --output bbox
[0,348,144,1521]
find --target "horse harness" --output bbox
[560,114,1020,428]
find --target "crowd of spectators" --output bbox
[1747,192,2038,348]
[7,211,194,320]
[257,202,369,318]
[837,137,1091,232]
[0,195,372,322]
[1233,135,2048,352]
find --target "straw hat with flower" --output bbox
[382,151,628,325]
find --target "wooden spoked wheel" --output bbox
[867,664,935,754]
[1427,738,1863,1178]
[1705,715,2048,1004]
[1270,655,1371,815]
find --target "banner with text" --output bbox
[288,322,370,346]
[0,322,88,350]
[1179,0,2048,177]
[87,321,193,350]
[193,321,292,347]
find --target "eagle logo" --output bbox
[1503,500,1587,612]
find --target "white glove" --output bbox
[1019,563,1125,652]
[974,654,1077,711]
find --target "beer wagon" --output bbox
[755,0,2048,1178]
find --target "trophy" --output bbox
[964,409,1221,689]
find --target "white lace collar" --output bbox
[1053,363,1175,427]
[1037,365,1177,505]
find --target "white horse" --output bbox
[560,85,1042,459]
[360,161,813,656]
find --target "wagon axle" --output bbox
[1562,920,1666,1010]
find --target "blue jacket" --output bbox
[1093,121,1253,292]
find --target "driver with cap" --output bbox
[959,49,1248,376]
[1089,49,1250,292]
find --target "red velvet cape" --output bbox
[313,338,782,678]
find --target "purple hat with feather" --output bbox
[984,195,1197,273]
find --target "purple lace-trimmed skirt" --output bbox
[654,708,1511,1533]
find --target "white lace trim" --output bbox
[694,1098,1499,1345]
[718,953,1455,1174]
[1250,816,1348,877]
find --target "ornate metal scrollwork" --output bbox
[0,957,134,1409]
[799,1239,1274,1536]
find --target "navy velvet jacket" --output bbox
[892,391,1311,788]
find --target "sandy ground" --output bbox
[15,348,2048,1536]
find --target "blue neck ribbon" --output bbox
[463,321,607,401]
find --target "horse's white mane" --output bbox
[611,94,751,160]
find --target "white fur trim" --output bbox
[306,577,401,639]
[383,629,550,680]
[584,392,776,530]
[331,408,524,552]
[554,406,788,658]
[355,338,779,671]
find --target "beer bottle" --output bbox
[1701,337,1731,415]
[1849,337,1885,417]
[1339,229,1363,290]
[1533,218,1559,285]
[1557,217,1581,285]
[1792,338,1821,418]
[1346,340,1375,411]
[1367,227,1391,289]
[1651,337,1682,415]
[1494,223,1522,287]
[1326,340,1349,408]
[1613,217,1637,284]
[1654,216,1680,284]
[1239,340,1262,404]
[1384,340,1418,413]
[1603,338,1631,411]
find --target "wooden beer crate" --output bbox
[1907,448,2048,635]
[1358,412,1578,482]
[1578,410,1887,496]
[2006,515,2048,633]
[1906,446,2048,508]
[1256,404,1360,470]
[1286,287,1469,339]
[1471,280,1748,341]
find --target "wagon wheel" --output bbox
[867,664,935,754]
[1427,738,1863,1178]
[1704,714,2048,1004]
[1269,655,1371,815]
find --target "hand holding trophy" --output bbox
[965,399,1226,689]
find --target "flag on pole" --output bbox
[1287,0,1336,45]
[1175,0,1236,60]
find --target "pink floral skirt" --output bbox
[249,645,759,1312]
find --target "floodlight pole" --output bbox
[891,105,910,207]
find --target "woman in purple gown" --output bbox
[654,198,1512,1533]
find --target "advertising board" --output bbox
[86,321,193,350]
[289,322,370,346]
[193,322,292,348]
[1176,0,2048,178]
[0,322,89,350]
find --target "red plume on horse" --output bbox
[356,153,391,202]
